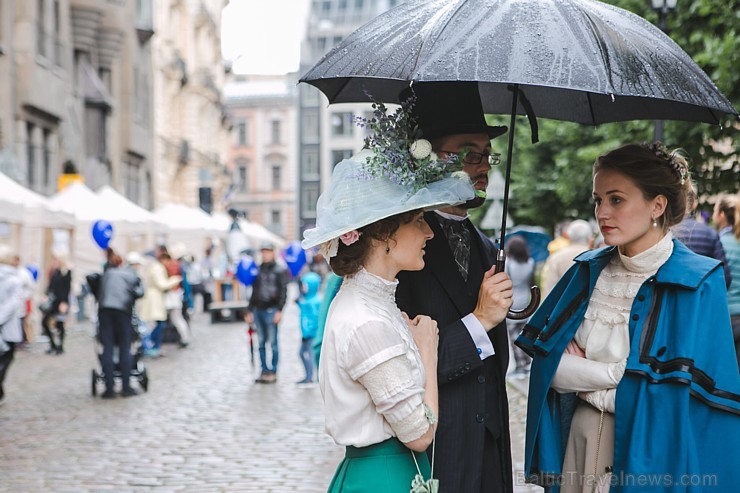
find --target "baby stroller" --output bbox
[91,311,149,396]
[86,272,149,396]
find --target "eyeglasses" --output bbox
[440,150,501,166]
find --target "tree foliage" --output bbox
[478,0,738,235]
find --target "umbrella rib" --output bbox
[586,92,597,125]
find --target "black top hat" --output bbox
[402,82,507,141]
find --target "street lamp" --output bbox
[649,0,678,143]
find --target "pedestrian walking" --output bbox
[11,254,36,345]
[295,272,322,384]
[139,246,182,357]
[301,96,475,491]
[713,194,740,370]
[518,143,740,492]
[674,181,732,287]
[0,245,23,405]
[504,236,534,377]
[246,242,288,384]
[40,253,71,355]
[97,250,144,398]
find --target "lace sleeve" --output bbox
[358,355,429,443]
[551,354,626,393]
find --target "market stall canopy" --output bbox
[96,186,168,230]
[0,171,75,227]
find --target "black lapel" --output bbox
[424,212,474,315]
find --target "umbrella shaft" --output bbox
[497,85,519,266]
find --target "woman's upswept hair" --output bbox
[593,142,691,230]
[716,194,740,240]
[329,210,420,277]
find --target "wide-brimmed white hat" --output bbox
[302,149,474,250]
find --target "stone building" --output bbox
[224,74,298,241]
[151,0,231,212]
[296,0,405,237]
[0,0,156,206]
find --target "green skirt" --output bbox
[327,437,431,493]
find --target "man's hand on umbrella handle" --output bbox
[473,270,513,330]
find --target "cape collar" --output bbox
[574,238,720,290]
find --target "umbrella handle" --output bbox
[495,251,541,321]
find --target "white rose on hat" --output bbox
[410,139,432,160]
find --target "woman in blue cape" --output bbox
[517,143,740,492]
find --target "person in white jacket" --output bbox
[0,245,23,404]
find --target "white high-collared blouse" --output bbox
[319,268,429,447]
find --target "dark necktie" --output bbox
[439,217,471,281]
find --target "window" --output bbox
[270,120,281,145]
[237,121,248,146]
[26,122,35,188]
[271,209,281,226]
[302,184,320,217]
[235,159,248,191]
[85,105,107,159]
[331,112,353,136]
[302,149,319,179]
[124,153,143,204]
[37,0,47,57]
[42,129,52,193]
[301,86,320,106]
[271,165,282,191]
[332,149,353,167]
[25,121,54,194]
[53,0,62,65]
[302,111,319,143]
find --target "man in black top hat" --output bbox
[396,81,515,493]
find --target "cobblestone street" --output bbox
[1,292,537,492]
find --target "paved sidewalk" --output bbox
[1,291,538,492]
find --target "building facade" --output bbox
[224,75,298,241]
[151,0,230,212]
[296,0,405,238]
[0,0,156,206]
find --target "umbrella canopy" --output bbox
[505,226,552,263]
[301,0,737,124]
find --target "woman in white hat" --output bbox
[302,102,475,492]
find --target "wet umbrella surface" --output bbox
[302,0,736,124]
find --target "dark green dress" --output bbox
[327,437,431,493]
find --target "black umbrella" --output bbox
[300,0,738,318]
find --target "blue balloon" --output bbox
[235,256,259,286]
[283,241,307,277]
[91,220,114,249]
[26,264,39,281]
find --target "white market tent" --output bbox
[153,203,222,258]
[96,186,169,251]
[49,182,153,291]
[211,212,286,249]
[0,171,76,283]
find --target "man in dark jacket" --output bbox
[675,181,731,287]
[396,82,515,493]
[247,242,287,384]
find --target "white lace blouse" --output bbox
[552,232,674,412]
[319,268,430,447]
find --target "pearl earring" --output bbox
[652,217,658,228]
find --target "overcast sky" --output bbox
[221,0,311,75]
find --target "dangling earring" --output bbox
[385,242,391,254]
[652,217,658,228]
